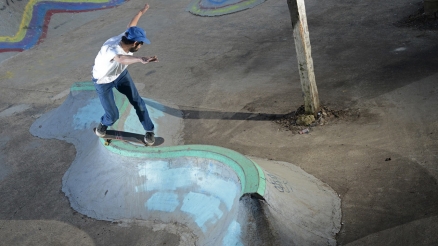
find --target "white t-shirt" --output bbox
[92,33,133,84]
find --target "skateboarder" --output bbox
[91,3,158,146]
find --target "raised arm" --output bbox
[128,3,150,27]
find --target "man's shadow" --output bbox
[145,100,287,121]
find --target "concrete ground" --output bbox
[1,0,438,245]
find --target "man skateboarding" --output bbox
[91,3,158,146]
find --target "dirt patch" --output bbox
[274,105,361,134]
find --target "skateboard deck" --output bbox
[93,128,164,146]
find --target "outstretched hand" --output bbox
[141,56,158,64]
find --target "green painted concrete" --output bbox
[103,140,266,197]
[71,81,266,198]
[187,0,265,17]
[71,81,95,91]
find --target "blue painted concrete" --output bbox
[146,192,179,212]
[223,220,244,246]
[181,192,224,232]
[73,98,103,130]
[125,98,164,134]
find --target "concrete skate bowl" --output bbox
[64,143,260,245]
[30,82,341,245]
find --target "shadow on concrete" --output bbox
[180,109,285,121]
[145,100,286,121]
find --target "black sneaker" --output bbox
[144,132,155,146]
[95,123,107,137]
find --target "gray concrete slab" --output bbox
[250,156,341,245]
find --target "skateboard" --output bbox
[93,128,164,146]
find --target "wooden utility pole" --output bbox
[287,0,320,115]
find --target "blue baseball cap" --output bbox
[125,26,150,44]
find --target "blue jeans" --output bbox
[93,69,154,132]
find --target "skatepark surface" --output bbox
[1,0,438,245]
[25,82,340,245]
